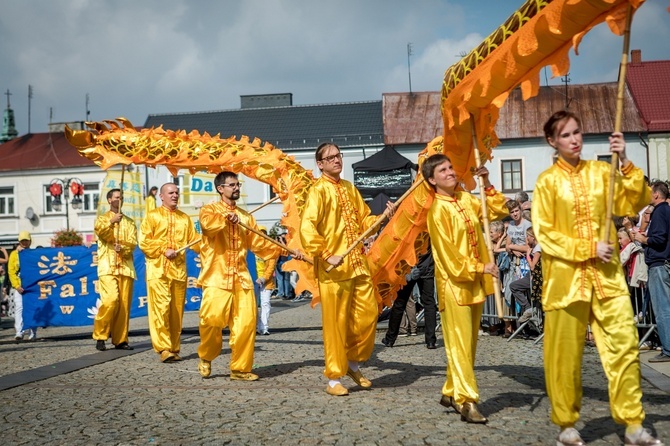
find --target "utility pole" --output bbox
[28,85,33,134]
[407,43,413,94]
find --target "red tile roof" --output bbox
[0,132,95,172]
[626,59,670,132]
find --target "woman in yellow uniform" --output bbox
[532,110,661,446]
[421,153,508,424]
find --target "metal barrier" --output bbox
[479,284,659,347]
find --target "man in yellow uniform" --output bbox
[8,231,36,341]
[300,142,394,396]
[534,110,660,446]
[140,183,200,363]
[422,154,508,424]
[92,188,137,351]
[196,171,291,380]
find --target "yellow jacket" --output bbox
[255,256,278,290]
[198,200,281,290]
[427,188,508,310]
[8,249,21,289]
[300,176,377,283]
[94,211,137,278]
[139,206,200,281]
[532,158,650,311]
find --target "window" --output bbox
[82,182,100,212]
[0,186,15,216]
[174,174,191,206]
[501,159,523,192]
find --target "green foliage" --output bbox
[51,228,84,247]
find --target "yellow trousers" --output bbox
[147,277,186,354]
[544,293,645,427]
[92,275,134,346]
[319,276,378,380]
[440,297,483,404]
[198,285,257,372]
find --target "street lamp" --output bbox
[49,178,84,229]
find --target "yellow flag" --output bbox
[97,167,144,227]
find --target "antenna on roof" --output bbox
[407,42,413,95]
[28,85,33,134]
[562,73,572,109]
[85,93,90,122]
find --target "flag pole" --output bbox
[605,4,633,243]
[470,115,504,319]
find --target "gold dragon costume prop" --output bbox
[65,120,443,312]
[441,0,645,190]
[63,0,647,318]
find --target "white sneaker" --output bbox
[557,427,585,446]
[14,332,23,341]
[624,427,664,445]
[28,331,37,341]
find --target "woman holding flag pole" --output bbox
[533,109,660,446]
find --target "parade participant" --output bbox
[197,172,296,380]
[92,189,137,351]
[9,231,37,341]
[533,110,661,446]
[300,142,395,396]
[422,153,507,424]
[255,227,278,336]
[139,183,200,363]
[145,186,158,215]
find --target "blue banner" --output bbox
[20,246,257,328]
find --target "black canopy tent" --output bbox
[352,146,417,203]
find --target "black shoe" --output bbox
[381,337,394,348]
[96,340,107,351]
[426,342,437,349]
[115,343,134,350]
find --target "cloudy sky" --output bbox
[1,0,668,137]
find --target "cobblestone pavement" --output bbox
[1,300,668,446]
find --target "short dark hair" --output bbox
[543,110,582,144]
[505,199,521,212]
[315,142,339,162]
[420,154,451,191]
[651,181,669,199]
[107,188,121,200]
[149,186,158,192]
[214,171,237,190]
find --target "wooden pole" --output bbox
[175,238,200,254]
[470,116,505,319]
[325,178,425,273]
[605,4,633,244]
[115,165,126,244]
[236,219,313,265]
[249,195,280,214]
[175,197,281,254]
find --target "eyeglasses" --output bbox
[222,183,241,189]
[319,153,343,163]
